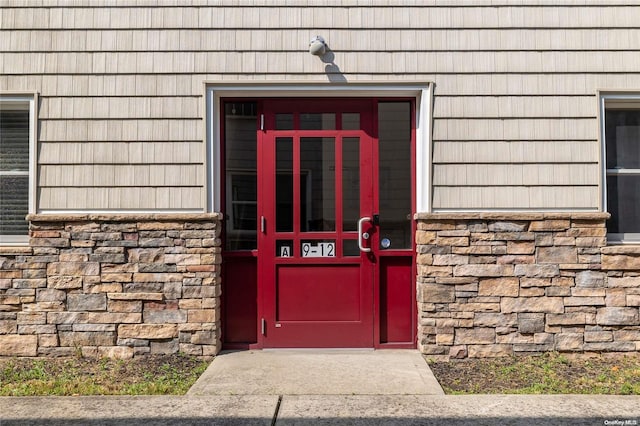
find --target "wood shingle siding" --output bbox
[5,51,640,75]
[433,141,598,164]
[4,4,640,30]
[2,2,636,211]
[39,119,202,142]
[432,186,598,210]
[4,29,640,52]
[38,187,202,210]
[38,97,201,120]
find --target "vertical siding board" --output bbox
[101,30,117,50]
[111,8,132,29]
[181,7,199,28]
[156,187,169,209]
[168,187,180,209]
[130,30,148,51]
[146,30,161,51]
[159,30,180,51]
[140,142,154,165]
[136,165,151,187]
[10,30,31,51]
[91,8,109,27]
[201,30,222,51]
[13,7,33,28]
[151,120,169,142]
[132,8,152,28]
[80,142,93,165]
[132,121,153,141]
[116,30,134,51]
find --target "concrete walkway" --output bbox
[187,350,444,395]
[1,350,640,425]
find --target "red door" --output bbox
[259,99,377,347]
[221,98,416,349]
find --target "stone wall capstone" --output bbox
[416,212,640,358]
[0,214,222,358]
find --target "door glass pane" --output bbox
[343,137,360,232]
[300,113,335,130]
[342,113,360,130]
[276,137,294,232]
[378,102,412,249]
[224,101,257,251]
[276,113,293,130]
[300,137,335,232]
[343,240,360,257]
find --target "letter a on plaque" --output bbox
[280,246,290,257]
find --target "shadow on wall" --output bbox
[320,49,347,83]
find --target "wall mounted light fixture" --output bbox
[309,36,327,56]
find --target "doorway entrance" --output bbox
[222,98,415,349]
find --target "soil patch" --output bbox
[428,352,640,394]
[0,354,210,396]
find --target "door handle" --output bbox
[358,216,371,253]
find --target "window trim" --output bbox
[0,93,37,245]
[599,92,640,244]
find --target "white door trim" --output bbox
[205,82,433,213]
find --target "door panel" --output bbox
[222,255,257,345]
[276,265,361,322]
[260,99,375,348]
[380,256,413,344]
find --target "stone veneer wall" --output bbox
[0,214,221,358]
[416,212,640,358]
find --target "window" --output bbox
[378,101,413,249]
[224,101,257,251]
[0,95,35,245]
[602,94,640,242]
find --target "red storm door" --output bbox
[260,99,379,348]
[260,99,375,347]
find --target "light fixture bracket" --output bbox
[309,36,327,56]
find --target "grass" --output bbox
[3,351,639,396]
[428,352,640,395]
[0,354,210,396]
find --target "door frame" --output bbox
[206,82,434,349]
